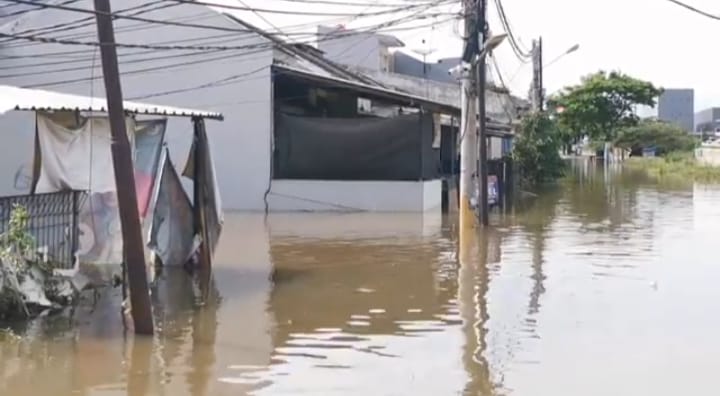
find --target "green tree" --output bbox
[548,71,662,143]
[614,120,698,156]
[512,112,565,185]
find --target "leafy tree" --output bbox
[512,112,565,185]
[614,120,698,156]
[548,71,662,143]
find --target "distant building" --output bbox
[657,88,694,132]
[695,107,720,134]
[317,25,404,72]
[392,52,459,84]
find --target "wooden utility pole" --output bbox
[458,0,479,237]
[476,0,489,226]
[93,0,154,335]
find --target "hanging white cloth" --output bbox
[34,111,136,268]
[34,112,135,194]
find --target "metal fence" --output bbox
[0,190,85,270]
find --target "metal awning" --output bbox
[0,85,223,120]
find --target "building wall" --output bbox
[658,88,694,132]
[317,25,383,71]
[267,179,442,212]
[0,1,274,210]
[695,107,720,133]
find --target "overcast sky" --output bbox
[225,0,719,112]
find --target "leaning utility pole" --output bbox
[475,0,489,226]
[458,0,479,236]
[93,0,154,335]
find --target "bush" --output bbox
[512,112,566,185]
[614,120,698,156]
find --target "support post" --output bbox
[93,0,153,335]
[476,0,489,226]
[192,118,213,300]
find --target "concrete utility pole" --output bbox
[458,0,479,236]
[93,0,154,335]
[531,37,544,111]
[476,0,489,226]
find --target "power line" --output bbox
[176,0,444,8]
[664,0,720,20]
[0,0,256,32]
[491,0,531,61]
[0,1,186,47]
[330,0,451,62]
[22,47,264,88]
[489,54,515,121]
[127,64,269,100]
[0,17,453,75]
[1,0,445,19]
[17,13,451,87]
[0,0,79,19]
[0,0,453,52]
[0,30,273,50]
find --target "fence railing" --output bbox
[0,190,86,271]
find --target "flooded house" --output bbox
[0,0,519,213]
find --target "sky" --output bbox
[221,0,720,112]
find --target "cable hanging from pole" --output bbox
[664,0,720,20]
[491,0,532,62]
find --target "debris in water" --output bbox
[0,205,83,320]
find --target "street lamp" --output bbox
[479,33,507,59]
[544,43,580,69]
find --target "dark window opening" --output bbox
[272,75,442,181]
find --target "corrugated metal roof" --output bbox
[0,85,224,120]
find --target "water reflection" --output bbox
[3,162,720,395]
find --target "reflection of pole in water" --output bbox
[186,283,219,396]
[528,233,546,317]
[458,229,493,395]
[126,337,152,396]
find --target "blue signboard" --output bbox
[488,175,498,205]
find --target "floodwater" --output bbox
[2,161,720,395]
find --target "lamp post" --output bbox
[454,19,506,234]
[532,41,580,111]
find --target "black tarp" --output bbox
[273,113,440,181]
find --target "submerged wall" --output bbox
[267,179,442,212]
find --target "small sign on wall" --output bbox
[488,175,498,205]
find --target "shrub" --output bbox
[512,112,566,185]
[614,120,698,156]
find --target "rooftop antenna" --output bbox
[412,39,437,97]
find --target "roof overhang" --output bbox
[0,85,224,120]
[378,34,404,48]
[273,64,459,115]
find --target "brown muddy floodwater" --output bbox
[2,162,720,396]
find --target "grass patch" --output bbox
[626,151,720,183]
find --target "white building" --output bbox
[0,1,516,212]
